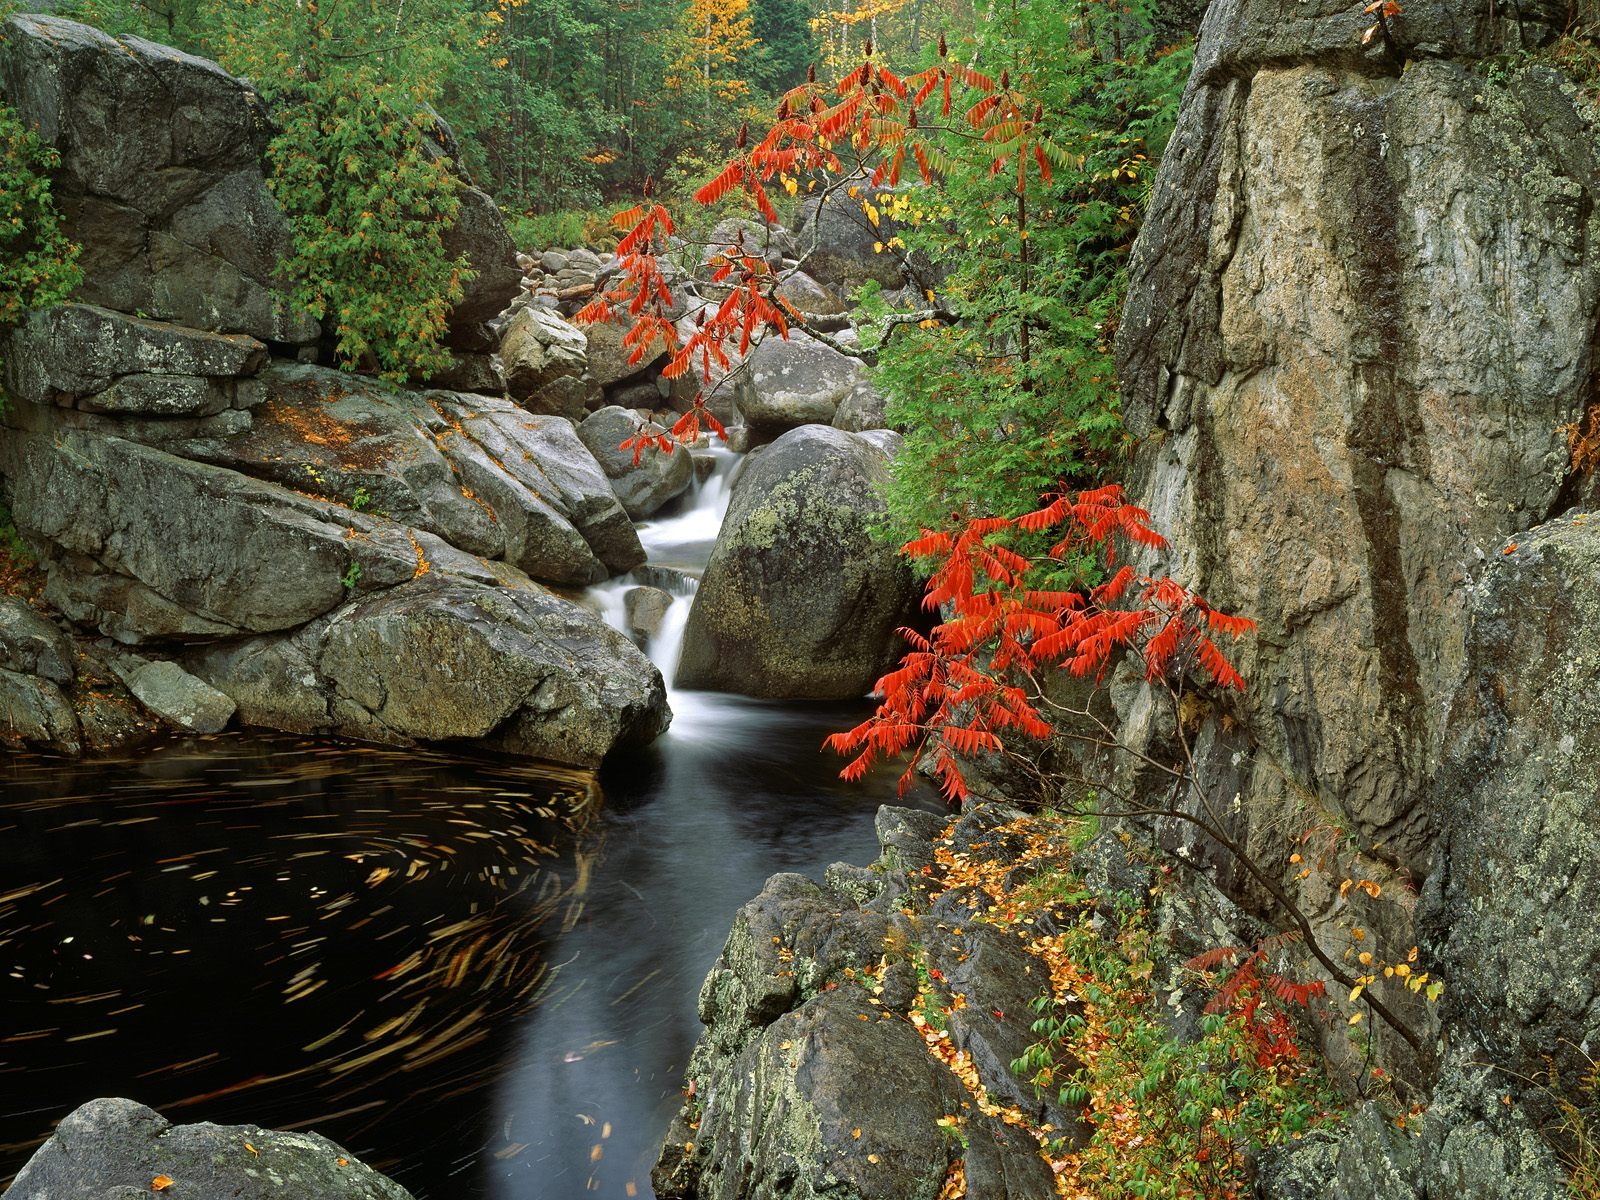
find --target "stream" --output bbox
[0,446,940,1199]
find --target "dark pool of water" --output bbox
[0,697,941,1200]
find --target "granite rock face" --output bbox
[1114,0,1600,876]
[0,15,316,344]
[1427,513,1600,1094]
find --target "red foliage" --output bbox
[824,485,1254,802]
[1185,934,1328,1067]
[573,35,1074,459]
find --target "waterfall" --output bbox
[587,445,737,693]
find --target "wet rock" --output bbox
[189,574,669,767]
[677,425,917,698]
[0,667,80,752]
[5,1097,413,1200]
[624,586,673,641]
[734,332,872,445]
[578,405,694,519]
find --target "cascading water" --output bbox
[585,445,736,698]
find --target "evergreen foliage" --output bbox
[867,0,1191,537]
[0,100,81,390]
[268,73,472,382]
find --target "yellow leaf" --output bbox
[868,1154,881,1164]
[244,1143,258,1157]
[1349,985,1364,1003]
[1349,1012,1364,1025]
[852,1128,862,1140]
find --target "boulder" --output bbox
[188,574,670,767]
[584,316,666,390]
[734,332,871,445]
[0,15,317,344]
[1,304,267,410]
[1429,512,1600,1093]
[676,425,917,698]
[775,268,844,316]
[792,185,912,291]
[6,1097,413,1200]
[0,667,80,752]
[114,657,236,734]
[578,405,694,519]
[438,183,522,336]
[1112,1,1600,879]
[0,597,75,684]
[655,804,1087,1200]
[624,586,673,641]
[499,305,591,401]
[702,217,795,269]
[173,363,635,585]
[831,381,891,432]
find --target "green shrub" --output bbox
[268,72,474,383]
[0,100,81,336]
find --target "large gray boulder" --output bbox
[6,1097,413,1200]
[0,596,75,684]
[578,405,694,519]
[655,805,1086,1200]
[734,332,871,445]
[1112,0,1600,883]
[2,303,268,414]
[676,425,917,698]
[188,574,670,767]
[498,304,594,411]
[1429,512,1600,1092]
[0,15,316,344]
[0,666,80,752]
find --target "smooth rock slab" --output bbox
[6,1097,412,1200]
[118,658,236,734]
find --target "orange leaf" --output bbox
[151,1177,174,1193]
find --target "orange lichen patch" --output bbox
[251,398,394,473]
[459,486,498,524]
[407,531,432,578]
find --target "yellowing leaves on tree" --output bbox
[669,0,756,110]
